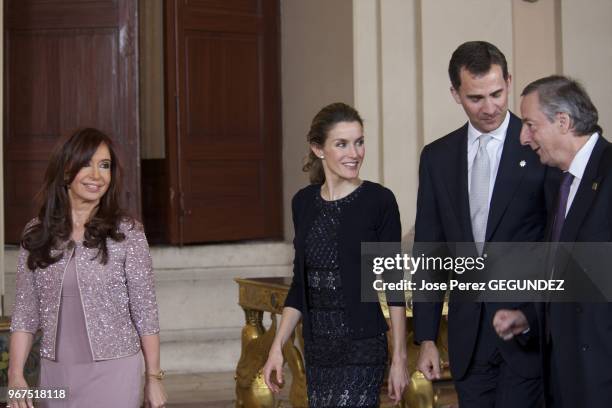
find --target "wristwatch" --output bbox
[147,369,166,381]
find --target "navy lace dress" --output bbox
[303,185,388,408]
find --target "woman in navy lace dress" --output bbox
[263,103,408,407]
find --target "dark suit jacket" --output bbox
[413,112,548,380]
[284,181,406,341]
[539,136,612,408]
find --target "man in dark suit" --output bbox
[413,41,547,407]
[494,75,612,408]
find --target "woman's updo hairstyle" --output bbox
[303,102,364,184]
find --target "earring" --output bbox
[319,155,324,159]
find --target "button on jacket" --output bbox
[11,219,160,361]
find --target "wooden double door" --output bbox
[4,0,282,245]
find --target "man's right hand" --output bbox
[416,340,441,381]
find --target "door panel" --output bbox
[165,0,282,244]
[4,0,140,243]
[185,33,260,143]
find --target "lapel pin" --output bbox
[592,182,599,191]
[519,160,526,167]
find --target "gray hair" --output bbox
[521,75,602,136]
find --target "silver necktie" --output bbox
[470,134,492,253]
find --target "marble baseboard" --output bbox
[161,328,242,373]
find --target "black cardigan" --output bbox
[284,181,406,340]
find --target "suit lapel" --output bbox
[560,137,609,242]
[442,124,473,242]
[485,114,529,241]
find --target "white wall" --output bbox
[420,0,514,146]
[561,0,612,134]
[379,0,421,234]
[281,0,355,239]
[353,0,420,235]
[512,0,561,107]
[352,0,381,183]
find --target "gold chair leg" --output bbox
[235,308,276,408]
[282,331,308,407]
[405,371,434,408]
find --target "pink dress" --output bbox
[39,254,144,407]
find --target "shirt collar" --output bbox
[468,111,510,147]
[568,132,599,180]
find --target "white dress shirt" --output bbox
[467,111,510,206]
[565,132,599,216]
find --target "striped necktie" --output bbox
[470,134,492,254]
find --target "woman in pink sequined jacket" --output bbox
[8,128,167,408]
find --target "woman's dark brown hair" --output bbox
[22,128,129,269]
[303,102,364,184]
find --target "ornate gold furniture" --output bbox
[235,277,458,408]
[0,317,41,403]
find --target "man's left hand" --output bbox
[493,309,529,340]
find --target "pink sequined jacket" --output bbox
[10,219,160,361]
